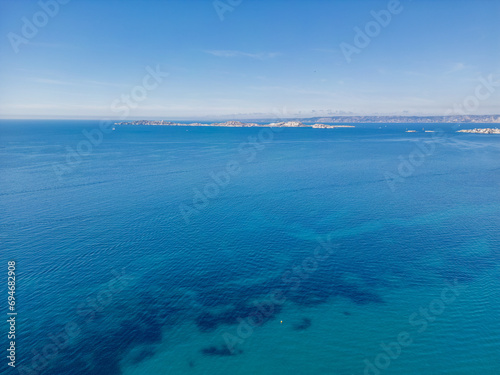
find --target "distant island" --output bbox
[115,115,500,127]
[114,120,355,128]
[457,128,500,134]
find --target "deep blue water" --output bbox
[0,120,499,375]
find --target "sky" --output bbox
[0,0,499,119]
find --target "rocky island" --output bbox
[457,128,500,134]
[311,124,355,129]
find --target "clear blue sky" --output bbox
[0,0,499,119]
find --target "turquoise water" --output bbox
[0,121,499,375]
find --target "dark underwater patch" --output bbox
[36,245,386,375]
[286,269,385,307]
[195,311,223,332]
[439,249,499,285]
[128,346,156,365]
[196,281,276,308]
[292,317,312,331]
[39,308,166,375]
[195,302,282,332]
[336,284,384,305]
[201,345,242,356]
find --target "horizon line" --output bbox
[1,114,499,121]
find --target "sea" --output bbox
[0,120,499,375]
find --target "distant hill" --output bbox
[255,115,500,124]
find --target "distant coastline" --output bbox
[115,115,500,127]
[303,115,500,124]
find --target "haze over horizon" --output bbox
[1,0,499,119]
